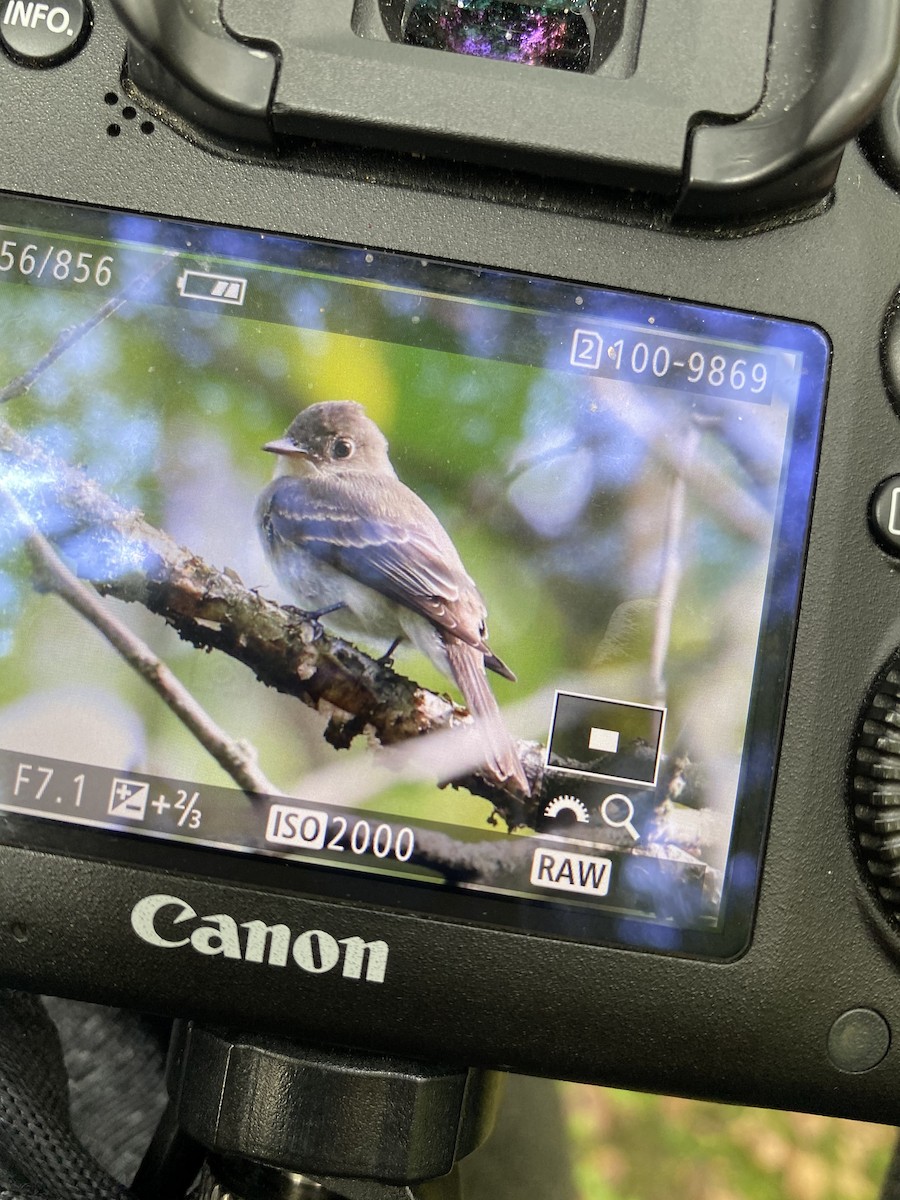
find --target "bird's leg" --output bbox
[377,636,404,669]
[284,601,347,623]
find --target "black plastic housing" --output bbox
[108,0,900,217]
[0,0,899,1125]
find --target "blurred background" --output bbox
[560,1085,894,1200]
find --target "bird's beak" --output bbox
[262,437,309,457]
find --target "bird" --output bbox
[256,400,529,795]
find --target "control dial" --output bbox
[853,666,900,915]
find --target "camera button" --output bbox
[0,0,90,68]
[827,1009,890,1074]
[882,298,900,409]
[869,477,900,556]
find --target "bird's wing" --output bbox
[261,475,497,655]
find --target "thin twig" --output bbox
[649,419,703,707]
[0,252,177,407]
[585,380,771,545]
[0,483,276,800]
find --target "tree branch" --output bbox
[649,418,704,707]
[0,481,277,799]
[0,418,542,827]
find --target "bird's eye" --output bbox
[332,437,354,459]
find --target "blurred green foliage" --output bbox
[562,1085,894,1200]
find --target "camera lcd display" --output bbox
[0,194,829,958]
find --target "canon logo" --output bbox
[130,893,388,984]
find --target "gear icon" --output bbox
[543,794,590,823]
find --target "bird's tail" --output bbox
[444,638,529,796]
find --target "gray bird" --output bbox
[256,400,528,795]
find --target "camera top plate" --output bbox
[109,0,900,218]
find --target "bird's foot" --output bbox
[376,637,403,670]
[285,601,347,624]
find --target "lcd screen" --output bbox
[0,194,829,958]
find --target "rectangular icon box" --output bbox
[265,804,328,849]
[176,269,247,306]
[570,328,604,369]
[530,847,612,897]
[547,691,666,787]
[107,778,149,821]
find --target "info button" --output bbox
[0,0,91,67]
[547,691,666,787]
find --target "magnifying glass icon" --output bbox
[600,793,640,841]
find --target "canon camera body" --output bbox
[0,0,898,1124]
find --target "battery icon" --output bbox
[176,269,248,306]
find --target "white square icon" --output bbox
[588,726,620,754]
[570,328,604,370]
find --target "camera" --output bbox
[0,0,899,1151]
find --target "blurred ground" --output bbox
[561,1085,896,1200]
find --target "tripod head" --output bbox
[133,1028,501,1200]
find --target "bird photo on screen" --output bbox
[256,400,528,794]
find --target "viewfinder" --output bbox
[383,0,624,72]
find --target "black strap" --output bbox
[0,991,156,1200]
[0,989,576,1200]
